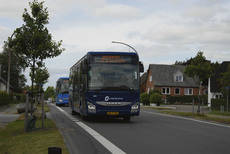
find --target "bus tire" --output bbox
[80,114,89,121]
[72,110,77,115]
[123,116,131,122]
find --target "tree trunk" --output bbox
[31,59,35,115]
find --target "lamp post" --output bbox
[0,64,2,79]
[112,41,138,55]
[112,41,144,73]
[7,31,15,94]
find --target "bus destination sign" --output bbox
[94,55,132,63]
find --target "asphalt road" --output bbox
[49,104,230,154]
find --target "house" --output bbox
[144,64,203,98]
[0,77,7,92]
[208,61,230,107]
[140,72,147,93]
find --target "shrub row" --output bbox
[140,90,163,106]
[166,95,208,105]
[0,91,26,106]
[211,98,230,111]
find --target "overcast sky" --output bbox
[0,0,230,89]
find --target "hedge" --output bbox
[211,99,230,111]
[0,91,26,106]
[140,93,150,105]
[166,95,208,105]
[150,93,162,106]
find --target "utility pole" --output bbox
[6,49,11,93]
[0,64,2,79]
[7,32,15,94]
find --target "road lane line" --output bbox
[143,110,230,129]
[51,104,126,154]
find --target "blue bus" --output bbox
[69,51,144,121]
[56,77,69,106]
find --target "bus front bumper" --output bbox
[87,109,140,117]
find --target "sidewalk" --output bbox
[0,104,20,128]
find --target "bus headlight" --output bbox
[87,102,96,113]
[131,103,139,112]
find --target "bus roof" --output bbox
[87,51,137,56]
[58,77,69,80]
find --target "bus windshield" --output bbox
[60,80,69,93]
[57,79,69,94]
[88,64,138,91]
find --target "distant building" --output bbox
[144,64,204,98]
[140,72,147,93]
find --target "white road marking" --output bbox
[143,110,230,129]
[51,104,126,154]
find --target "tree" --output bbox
[9,0,64,113]
[31,67,49,90]
[0,42,27,93]
[184,51,212,113]
[44,86,55,100]
[220,64,230,97]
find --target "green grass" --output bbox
[160,111,230,124]
[36,103,50,113]
[141,106,174,110]
[209,111,230,116]
[0,114,69,154]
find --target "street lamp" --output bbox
[112,41,144,73]
[6,31,15,94]
[112,41,138,55]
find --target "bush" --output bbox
[0,91,25,106]
[140,93,150,106]
[166,95,208,105]
[150,93,162,106]
[211,98,229,111]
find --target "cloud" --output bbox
[0,26,10,49]
[0,0,27,19]
[93,4,141,19]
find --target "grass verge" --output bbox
[141,106,174,110]
[209,111,230,116]
[160,111,230,125]
[0,114,68,154]
[36,103,50,113]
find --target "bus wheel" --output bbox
[72,110,76,115]
[80,114,89,121]
[123,116,131,122]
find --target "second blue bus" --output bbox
[56,77,69,106]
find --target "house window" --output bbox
[175,75,183,82]
[184,88,193,95]
[162,87,170,95]
[174,88,180,95]
[149,76,152,82]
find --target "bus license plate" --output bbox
[107,112,119,115]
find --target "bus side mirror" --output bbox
[139,62,144,73]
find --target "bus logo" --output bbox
[105,96,110,102]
